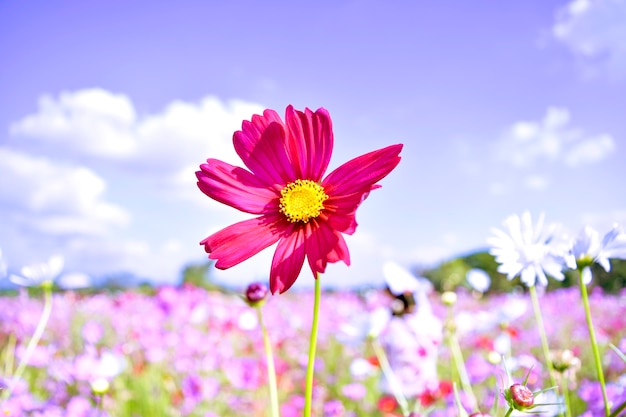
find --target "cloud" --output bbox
[580,209,626,232]
[10,89,137,157]
[564,133,615,166]
[523,175,549,190]
[0,147,129,236]
[552,0,626,78]
[2,89,270,285]
[496,106,615,168]
[10,88,266,179]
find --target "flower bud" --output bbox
[507,383,534,410]
[550,349,581,373]
[441,291,457,306]
[91,378,110,395]
[487,351,501,365]
[245,282,269,307]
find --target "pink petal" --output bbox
[197,159,279,214]
[233,110,297,186]
[284,106,333,181]
[200,215,283,269]
[269,227,306,294]
[322,144,402,197]
[321,192,369,235]
[305,221,350,275]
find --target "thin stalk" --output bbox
[562,377,572,417]
[2,334,16,377]
[303,275,321,417]
[577,269,610,417]
[444,306,477,410]
[527,286,558,390]
[256,305,280,417]
[96,394,104,417]
[370,338,410,416]
[3,284,53,400]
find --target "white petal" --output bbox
[9,273,33,287]
[582,266,593,285]
[573,226,599,258]
[520,267,537,287]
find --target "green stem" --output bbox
[303,275,321,417]
[528,286,559,393]
[96,394,104,417]
[445,307,477,410]
[370,338,410,416]
[256,305,280,417]
[562,376,572,417]
[504,407,514,417]
[578,269,610,417]
[3,284,53,401]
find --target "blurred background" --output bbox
[1,0,625,291]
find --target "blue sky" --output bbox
[1,0,625,290]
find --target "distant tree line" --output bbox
[419,250,626,294]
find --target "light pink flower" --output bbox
[197,105,402,293]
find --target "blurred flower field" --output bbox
[1,284,625,417]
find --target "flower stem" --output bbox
[562,376,573,417]
[256,305,280,417]
[577,269,610,417]
[304,274,321,417]
[444,306,477,410]
[96,394,104,417]
[3,284,53,401]
[370,338,410,416]
[528,286,558,390]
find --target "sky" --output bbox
[1,0,625,290]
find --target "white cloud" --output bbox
[564,133,615,166]
[523,174,549,191]
[496,106,615,168]
[0,147,129,236]
[10,89,266,179]
[580,209,626,232]
[488,181,508,196]
[552,0,626,78]
[2,89,269,286]
[10,88,137,157]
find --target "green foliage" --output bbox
[421,251,626,294]
[180,260,226,292]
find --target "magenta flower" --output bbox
[197,105,402,293]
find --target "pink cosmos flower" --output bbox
[197,105,402,294]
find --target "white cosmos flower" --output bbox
[9,255,64,288]
[572,224,626,285]
[488,211,568,287]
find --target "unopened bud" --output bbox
[91,378,110,395]
[508,383,534,410]
[487,351,501,365]
[441,291,457,306]
[245,282,269,306]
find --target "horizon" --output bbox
[1,0,625,290]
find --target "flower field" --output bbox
[1,284,625,416]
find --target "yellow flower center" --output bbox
[279,179,328,223]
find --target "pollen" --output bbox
[279,179,328,223]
